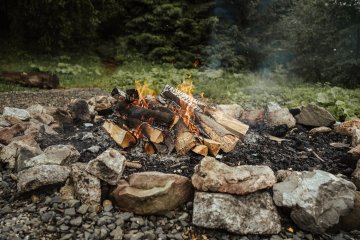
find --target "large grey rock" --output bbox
[273,170,356,233]
[192,156,276,195]
[27,104,55,125]
[111,172,193,215]
[17,165,70,193]
[192,191,281,235]
[0,136,42,169]
[71,163,101,206]
[295,104,336,127]
[22,144,80,170]
[265,102,296,128]
[352,160,360,190]
[3,107,30,121]
[86,148,126,185]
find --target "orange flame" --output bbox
[176,79,194,96]
[134,80,156,108]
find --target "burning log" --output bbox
[196,112,239,153]
[103,120,137,149]
[206,109,249,139]
[174,120,196,155]
[192,145,208,156]
[126,117,164,144]
[160,85,207,112]
[0,72,59,89]
[115,101,179,128]
[203,138,221,156]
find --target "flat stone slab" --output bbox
[192,156,276,195]
[17,165,70,193]
[192,191,281,235]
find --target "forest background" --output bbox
[0,0,359,119]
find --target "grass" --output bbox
[1,50,360,120]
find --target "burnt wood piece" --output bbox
[126,117,164,144]
[203,138,221,156]
[192,145,208,156]
[196,112,239,153]
[115,101,179,128]
[0,72,59,89]
[174,120,196,155]
[160,85,208,113]
[103,120,137,149]
[144,142,157,155]
[206,109,249,139]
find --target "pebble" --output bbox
[77,204,89,214]
[67,199,81,208]
[64,208,76,216]
[70,216,83,226]
[40,211,55,223]
[110,226,124,240]
[102,199,113,212]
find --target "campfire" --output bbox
[103,81,249,157]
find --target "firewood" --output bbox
[103,120,137,149]
[0,71,59,89]
[125,161,143,169]
[115,101,179,128]
[144,142,157,155]
[203,138,221,156]
[192,145,208,156]
[160,85,207,113]
[174,120,196,155]
[196,112,239,153]
[126,118,164,144]
[206,109,249,139]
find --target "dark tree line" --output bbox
[0,0,359,86]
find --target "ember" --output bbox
[106,82,249,156]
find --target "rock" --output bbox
[59,180,76,201]
[64,207,76,216]
[70,216,83,226]
[352,160,360,189]
[217,104,244,119]
[309,126,332,135]
[273,170,356,233]
[68,99,92,122]
[240,109,265,126]
[339,191,360,230]
[276,169,293,182]
[77,204,89,215]
[17,165,71,193]
[86,148,126,185]
[87,96,114,112]
[349,144,360,156]
[0,116,11,127]
[27,105,55,125]
[335,119,360,136]
[0,136,41,169]
[192,156,276,195]
[103,199,113,212]
[111,172,193,215]
[3,107,30,121]
[352,128,360,147]
[192,191,281,235]
[22,144,80,169]
[110,226,123,240]
[71,163,101,206]
[0,124,24,145]
[265,102,296,129]
[295,104,336,127]
[87,145,101,153]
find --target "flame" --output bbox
[134,80,156,108]
[176,79,194,96]
[192,58,201,68]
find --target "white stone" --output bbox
[273,170,356,233]
[3,107,30,121]
[192,191,281,235]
